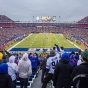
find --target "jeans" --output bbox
[20,77,28,88]
[13,80,16,88]
[41,69,47,82]
[42,73,53,88]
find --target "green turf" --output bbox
[10,33,85,50]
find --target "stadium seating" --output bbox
[16,72,37,88]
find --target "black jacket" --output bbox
[71,63,88,88]
[0,74,13,88]
[53,59,73,88]
[0,50,11,63]
[40,59,47,70]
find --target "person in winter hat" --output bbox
[53,52,73,88]
[0,52,3,64]
[42,50,60,88]
[0,63,13,88]
[71,50,88,88]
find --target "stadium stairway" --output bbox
[16,69,73,88]
[16,72,36,88]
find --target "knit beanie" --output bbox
[50,50,56,57]
[81,50,88,62]
[0,52,3,60]
[61,52,69,60]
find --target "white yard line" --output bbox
[49,34,51,48]
[53,34,60,44]
[7,34,32,51]
[29,33,39,47]
[67,40,83,51]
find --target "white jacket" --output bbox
[7,55,17,81]
[77,55,83,66]
[18,53,32,78]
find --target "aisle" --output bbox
[31,70,52,88]
[31,70,42,88]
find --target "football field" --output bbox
[9,33,85,51]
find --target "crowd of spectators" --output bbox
[0,44,88,88]
[0,26,88,47]
[61,28,88,43]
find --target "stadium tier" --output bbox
[0,15,88,51]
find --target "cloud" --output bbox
[0,0,88,22]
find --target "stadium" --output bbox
[0,15,88,52]
[0,14,88,88]
[0,0,88,88]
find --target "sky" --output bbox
[0,0,88,22]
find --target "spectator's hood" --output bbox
[21,53,29,61]
[9,55,15,63]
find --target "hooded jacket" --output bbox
[71,63,88,88]
[0,63,13,88]
[53,53,73,88]
[18,53,32,78]
[7,55,17,81]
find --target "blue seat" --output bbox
[29,77,33,81]
[16,81,30,86]
[32,72,36,75]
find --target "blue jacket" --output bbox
[30,57,39,69]
[0,63,8,74]
[0,63,13,88]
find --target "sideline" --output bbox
[7,34,32,51]
[57,34,83,51]
[67,39,83,51]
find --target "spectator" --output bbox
[40,54,49,83]
[29,53,40,73]
[70,52,77,67]
[55,44,60,52]
[77,49,82,66]
[7,55,17,88]
[0,52,3,64]
[0,49,11,63]
[71,50,88,88]
[42,50,60,88]
[17,53,32,88]
[0,63,13,88]
[60,46,65,56]
[53,53,73,88]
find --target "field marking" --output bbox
[60,34,83,51]
[52,34,60,45]
[29,33,39,47]
[54,34,83,51]
[7,34,32,51]
[67,39,83,51]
